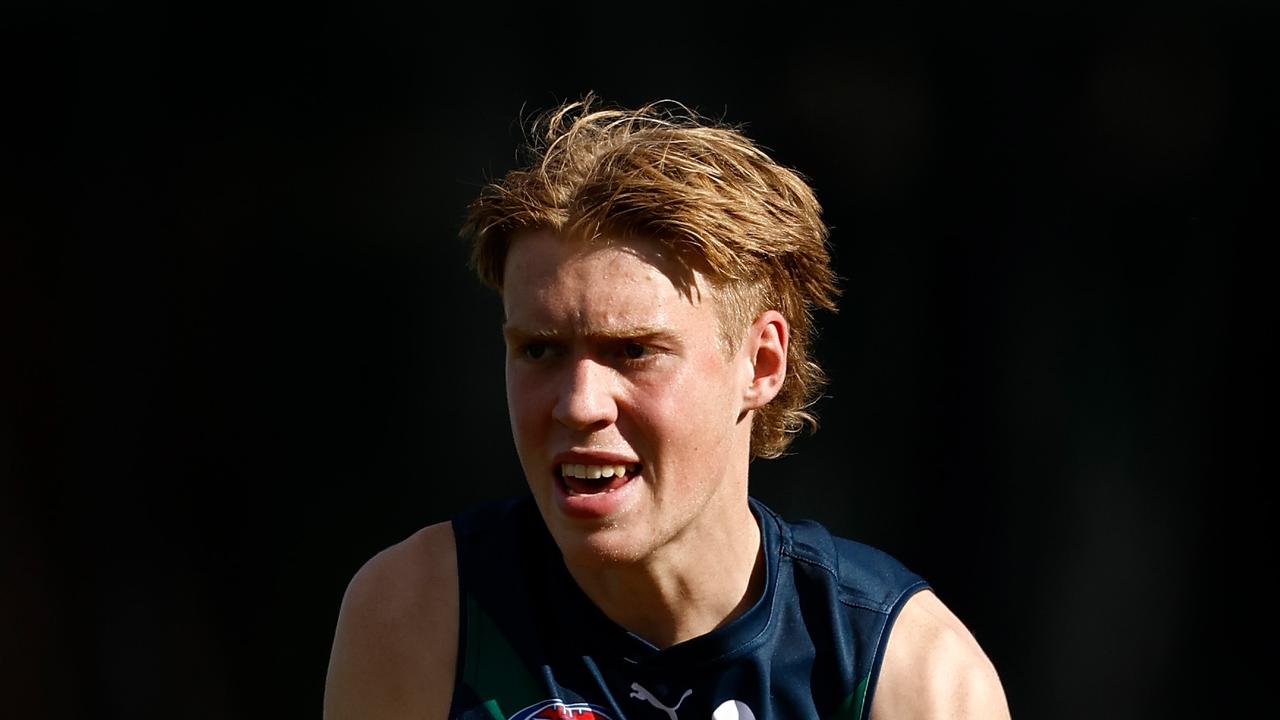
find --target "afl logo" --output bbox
[509,699,616,720]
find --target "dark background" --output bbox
[3,3,1271,719]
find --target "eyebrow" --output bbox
[502,323,680,344]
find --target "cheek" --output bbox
[505,371,547,436]
[633,364,736,437]
[684,354,741,417]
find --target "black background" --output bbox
[3,3,1271,718]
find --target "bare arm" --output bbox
[870,590,1010,720]
[323,522,458,720]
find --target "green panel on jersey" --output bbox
[829,674,870,720]
[462,591,543,716]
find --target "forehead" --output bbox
[502,231,710,328]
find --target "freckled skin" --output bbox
[503,231,757,572]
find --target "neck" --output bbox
[563,491,765,648]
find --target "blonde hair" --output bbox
[462,94,840,459]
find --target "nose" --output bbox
[552,357,618,432]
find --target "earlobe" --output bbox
[742,311,788,411]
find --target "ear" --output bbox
[740,310,788,412]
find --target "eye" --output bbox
[522,342,549,360]
[621,342,646,360]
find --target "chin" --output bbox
[544,518,651,567]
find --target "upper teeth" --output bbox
[561,463,633,479]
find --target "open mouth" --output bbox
[556,463,642,496]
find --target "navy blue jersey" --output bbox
[449,495,927,720]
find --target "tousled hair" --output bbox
[461,94,840,459]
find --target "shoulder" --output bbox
[782,514,925,612]
[870,590,1010,720]
[323,521,459,720]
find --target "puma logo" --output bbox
[629,682,692,720]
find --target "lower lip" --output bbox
[553,471,639,520]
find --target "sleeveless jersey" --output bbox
[449,495,927,720]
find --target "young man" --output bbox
[324,97,1010,720]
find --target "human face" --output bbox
[502,231,756,566]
